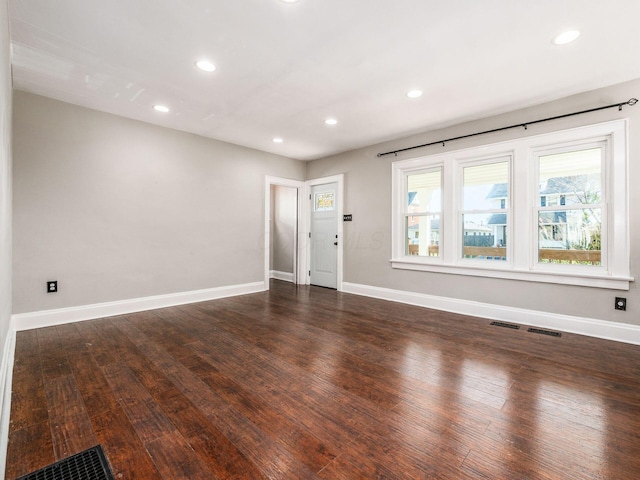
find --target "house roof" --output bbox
[539,211,567,224]
[486,184,508,199]
[487,213,507,225]
[540,175,599,195]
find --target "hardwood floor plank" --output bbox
[5,420,55,480]
[91,406,163,480]
[68,352,120,418]
[154,387,266,480]
[144,432,216,480]
[37,326,73,379]
[198,370,338,472]
[8,361,48,434]
[44,374,98,460]
[119,312,336,470]
[115,318,325,479]
[101,363,177,444]
[7,280,640,479]
[187,334,472,472]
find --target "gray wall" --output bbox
[308,78,640,326]
[271,185,296,274]
[12,92,306,314]
[0,0,12,354]
[10,78,640,327]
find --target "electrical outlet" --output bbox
[615,297,626,311]
[47,281,58,293]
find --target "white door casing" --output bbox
[264,176,305,289]
[264,174,343,291]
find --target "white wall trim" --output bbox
[12,281,265,332]
[0,322,16,479]
[342,282,640,346]
[270,270,295,283]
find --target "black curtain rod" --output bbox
[377,98,638,158]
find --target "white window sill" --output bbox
[390,258,633,290]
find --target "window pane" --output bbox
[539,148,601,206]
[406,215,440,256]
[408,169,441,212]
[463,161,509,210]
[314,191,335,211]
[461,213,507,260]
[538,209,601,265]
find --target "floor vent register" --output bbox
[17,445,114,480]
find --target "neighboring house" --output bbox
[485,176,600,250]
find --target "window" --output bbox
[405,168,442,257]
[536,145,603,266]
[314,191,335,211]
[391,120,631,290]
[461,158,510,261]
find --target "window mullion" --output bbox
[442,159,456,264]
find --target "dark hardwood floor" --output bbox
[6,280,640,479]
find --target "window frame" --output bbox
[457,155,512,266]
[391,119,631,290]
[532,140,607,274]
[404,166,443,258]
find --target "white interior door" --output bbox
[310,182,338,288]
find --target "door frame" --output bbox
[264,174,344,291]
[264,176,305,290]
[305,174,344,291]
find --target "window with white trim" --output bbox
[391,120,631,290]
[460,157,510,262]
[534,143,604,267]
[405,167,442,257]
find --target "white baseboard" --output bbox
[270,270,295,283]
[0,323,16,480]
[342,282,640,346]
[12,281,266,332]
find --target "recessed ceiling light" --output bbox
[273,137,284,143]
[406,90,423,99]
[325,118,338,125]
[280,0,300,3]
[552,30,580,45]
[153,105,170,113]
[195,59,216,72]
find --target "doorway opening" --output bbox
[264,174,343,291]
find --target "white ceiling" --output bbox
[8,0,640,160]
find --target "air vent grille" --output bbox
[527,327,562,337]
[490,321,521,330]
[17,445,114,480]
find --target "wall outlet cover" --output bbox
[615,297,626,311]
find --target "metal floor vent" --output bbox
[490,321,521,330]
[17,445,114,480]
[527,327,562,337]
